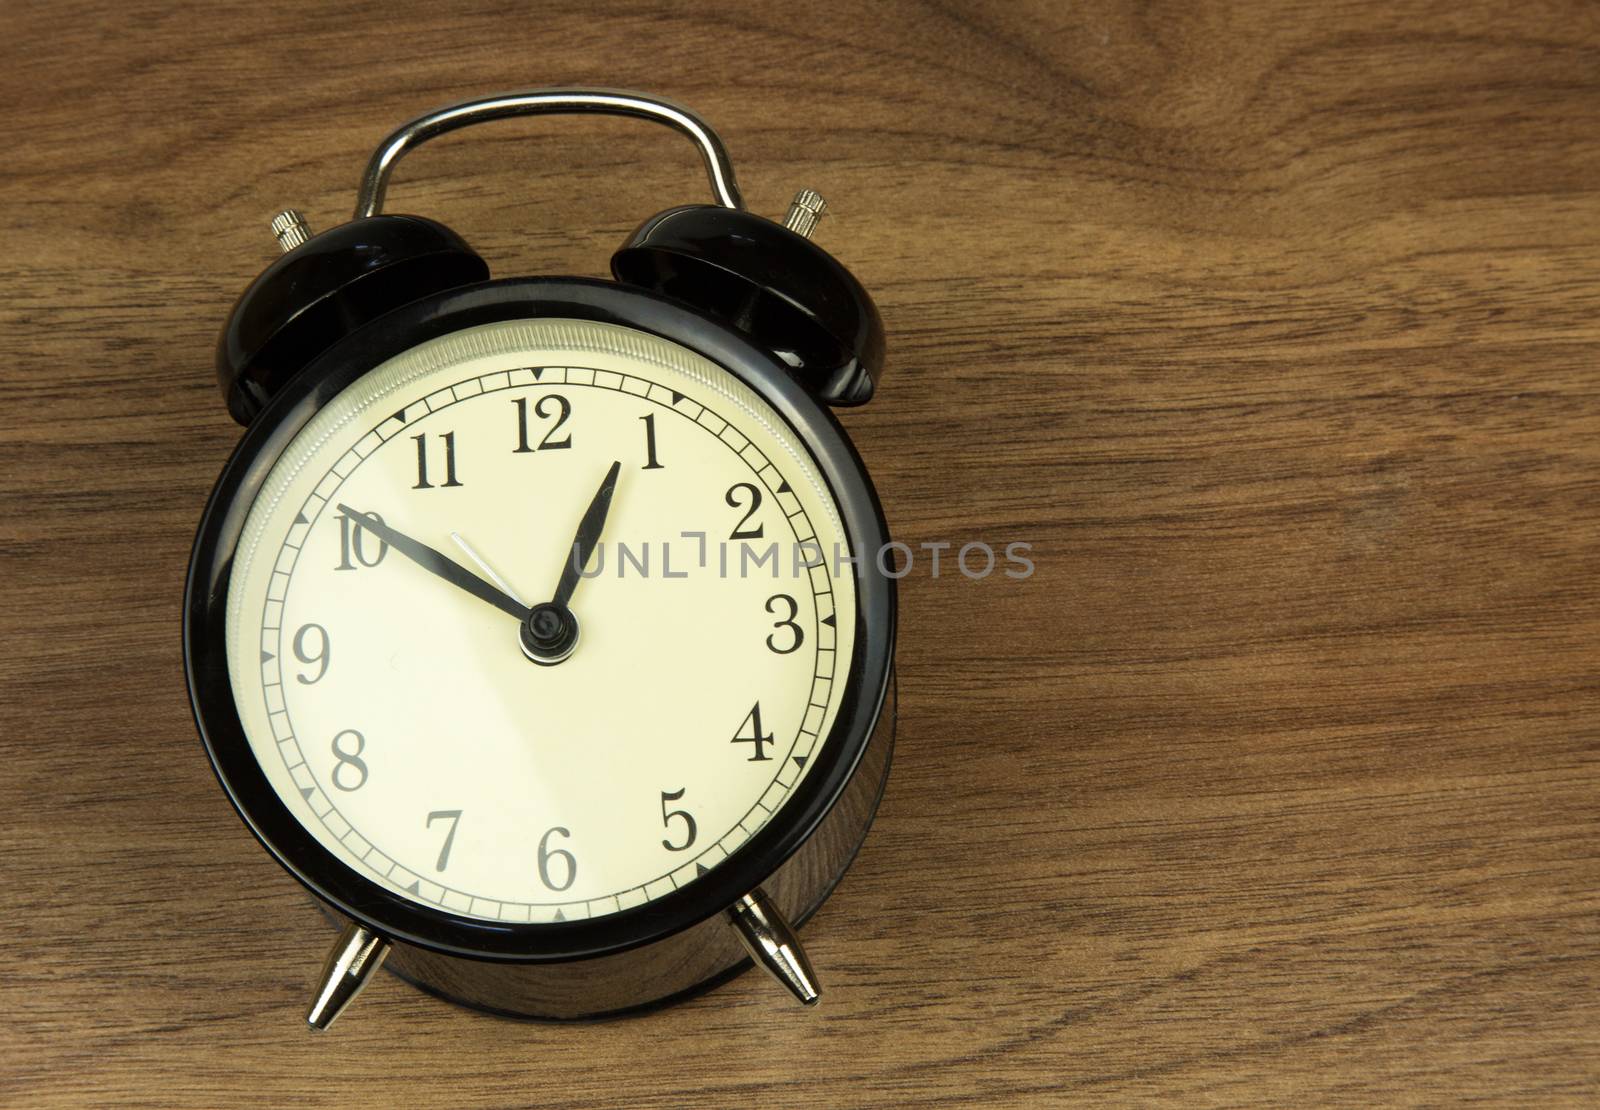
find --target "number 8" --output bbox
[331,729,368,791]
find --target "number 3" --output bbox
[765,593,803,654]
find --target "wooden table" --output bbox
[5,1,1598,1104]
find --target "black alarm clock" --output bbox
[183,89,895,1026]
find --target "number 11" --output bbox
[413,432,463,489]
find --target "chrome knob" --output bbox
[270,209,313,254]
[782,189,827,240]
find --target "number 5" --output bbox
[660,789,697,852]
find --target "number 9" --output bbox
[293,623,331,684]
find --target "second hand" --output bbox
[450,532,527,607]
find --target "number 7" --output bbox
[426,809,462,871]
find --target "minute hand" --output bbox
[552,460,622,610]
[334,505,530,622]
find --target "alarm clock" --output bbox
[182,89,895,1027]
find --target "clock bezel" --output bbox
[184,277,895,962]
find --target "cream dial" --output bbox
[225,319,856,923]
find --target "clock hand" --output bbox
[450,531,528,607]
[551,460,622,610]
[334,505,530,622]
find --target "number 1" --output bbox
[640,413,665,470]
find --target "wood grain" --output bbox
[3,0,1599,1104]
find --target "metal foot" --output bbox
[306,922,390,1031]
[727,888,821,1006]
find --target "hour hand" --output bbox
[334,505,530,621]
[552,461,622,610]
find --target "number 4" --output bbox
[731,702,775,762]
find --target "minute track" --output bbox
[277,396,839,917]
[233,319,855,925]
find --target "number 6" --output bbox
[537,826,576,891]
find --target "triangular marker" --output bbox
[300,786,314,799]
[821,614,835,627]
[532,368,544,380]
[261,650,275,663]
[403,881,419,894]
[392,407,408,424]
[793,755,808,769]
[553,908,565,921]
[670,390,684,404]
[293,511,307,525]
[777,480,792,494]
[695,863,709,876]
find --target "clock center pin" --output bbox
[521,602,579,665]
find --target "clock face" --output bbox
[224,318,857,924]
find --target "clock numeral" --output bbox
[731,702,775,762]
[726,482,765,540]
[537,826,576,891]
[292,622,331,684]
[330,729,368,791]
[639,412,665,470]
[426,809,462,872]
[660,789,697,852]
[513,395,573,453]
[765,594,804,655]
[335,510,389,570]
[411,431,463,489]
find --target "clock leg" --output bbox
[727,887,821,1006]
[306,922,391,1031]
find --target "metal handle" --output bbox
[354,88,744,219]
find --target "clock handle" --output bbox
[354,88,744,219]
[305,921,391,1031]
[727,887,821,1006]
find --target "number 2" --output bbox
[726,483,764,539]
